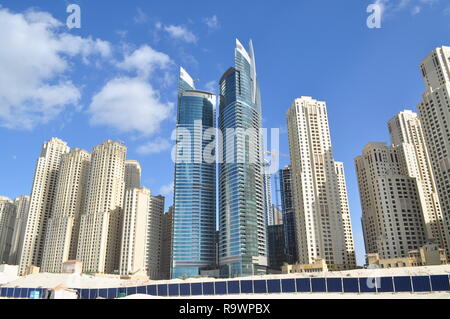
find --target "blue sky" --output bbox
[1,0,449,266]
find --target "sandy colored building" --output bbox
[388,110,448,257]
[0,197,16,264]
[282,258,328,274]
[8,196,30,266]
[77,140,127,274]
[147,195,164,279]
[368,241,447,268]
[18,138,69,275]
[417,46,450,260]
[41,149,91,273]
[356,142,428,259]
[119,187,150,276]
[286,96,356,270]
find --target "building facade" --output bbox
[159,206,173,280]
[267,224,285,271]
[355,142,428,260]
[19,138,69,275]
[279,165,298,264]
[0,197,16,264]
[263,160,274,226]
[388,110,449,256]
[287,97,356,270]
[124,160,141,190]
[147,195,164,279]
[218,39,267,277]
[120,187,150,276]
[8,196,30,265]
[171,67,217,278]
[41,149,91,273]
[77,140,126,274]
[417,46,450,259]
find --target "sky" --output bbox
[0,0,449,266]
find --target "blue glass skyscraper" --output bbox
[171,67,217,278]
[218,39,267,277]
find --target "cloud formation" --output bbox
[203,15,220,30]
[374,0,440,17]
[136,137,172,155]
[0,8,111,130]
[157,22,198,43]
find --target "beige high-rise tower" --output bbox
[77,140,126,274]
[19,138,69,275]
[8,196,30,265]
[119,187,150,276]
[125,160,141,190]
[286,96,356,270]
[417,46,450,259]
[41,149,91,273]
[0,197,16,264]
[388,110,448,255]
[147,195,164,279]
[355,142,428,259]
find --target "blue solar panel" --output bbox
[412,276,431,292]
[227,281,240,294]
[147,285,157,296]
[118,287,126,298]
[359,277,376,293]
[168,284,179,296]
[20,288,29,298]
[203,282,214,295]
[191,283,202,295]
[296,278,311,292]
[98,289,108,298]
[90,289,98,299]
[157,284,168,296]
[430,275,450,291]
[214,281,227,295]
[179,283,190,296]
[311,278,326,292]
[281,279,296,293]
[13,288,21,298]
[343,278,359,293]
[137,286,146,294]
[326,278,342,293]
[267,280,281,293]
[7,288,14,298]
[80,289,89,299]
[253,280,267,294]
[0,287,6,297]
[394,276,412,292]
[107,288,117,299]
[377,277,394,292]
[240,280,253,293]
[126,287,136,296]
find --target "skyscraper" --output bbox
[0,197,16,264]
[159,206,173,280]
[278,165,298,264]
[171,67,216,278]
[388,110,448,256]
[125,160,141,190]
[8,196,30,265]
[147,195,164,279]
[263,160,274,226]
[120,187,150,276]
[41,148,91,273]
[287,96,356,270]
[355,142,427,259]
[417,46,450,259]
[77,140,126,274]
[218,39,267,277]
[19,138,69,275]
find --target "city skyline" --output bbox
[2,2,450,267]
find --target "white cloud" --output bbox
[88,77,173,136]
[133,7,148,24]
[375,0,440,18]
[136,137,172,155]
[117,45,172,78]
[203,15,220,30]
[159,182,174,196]
[0,7,111,130]
[204,80,217,93]
[161,24,198,43]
